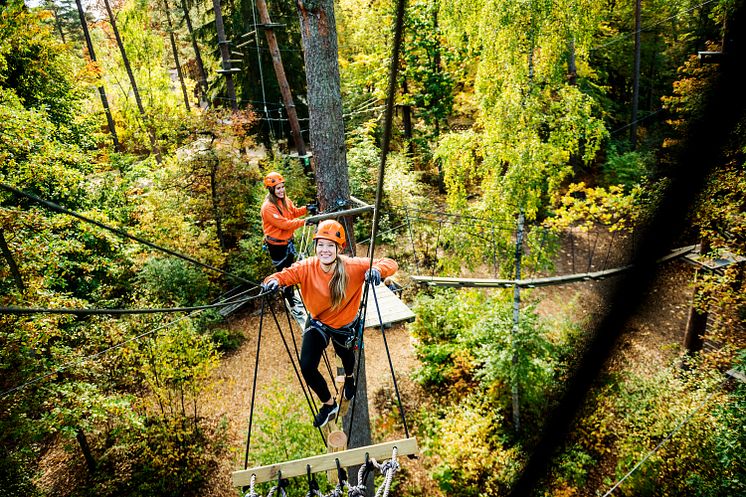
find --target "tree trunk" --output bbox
[209,158,225,250]
[48,2,67,43]
[74,0,120,151]
[295,0,366,482]
[0,229,24,293]
[630,0,641,149]
[76,429,97,472]
[401,80,413,156]
[102,0,161,161]
[566,36,577,85]
[683,270,706,354]
[163,0,190,111]
[212,0,238,110]
[256,0,306,157]
[180,0,209,104]
[295,0,350,214]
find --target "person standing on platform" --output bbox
[260,171,317,325]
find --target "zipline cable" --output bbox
[244,295,266,469]
[1,182,259,287]
[0,290,266,399]
[0,293,261,316]
[601,376,730,496]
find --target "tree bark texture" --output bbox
[295,0,349,211]
[102,0,161,161]
[212,0,238,110]
[256,0,306,157]
[74,0,120,151]
[180,0,209,103]
[163,0,190,111]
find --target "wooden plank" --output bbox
[412,246,697,289]
[232,437,418,486]
[364,283,415,328]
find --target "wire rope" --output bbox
[0,290,266,399]
[1,182,259,287]
[600,377,729,496]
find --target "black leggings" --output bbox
[299,328,355,403]
[267,242,296,302]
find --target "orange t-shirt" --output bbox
[265,256,398,329]
[261,198,307,245]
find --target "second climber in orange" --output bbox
[261,171,317,321]
[262,220,398,428]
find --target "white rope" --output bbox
[244,474,260,497]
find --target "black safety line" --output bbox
[0,182,259,287]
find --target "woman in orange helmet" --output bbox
[261,172,317,315]
[262,220,398,428]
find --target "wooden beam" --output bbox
[232,437,418,486]
[412,246,696,289]
[305,204,374,224]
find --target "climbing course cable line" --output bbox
[0,182,260,288]
[0,289,269,399]
[601,375,731,496]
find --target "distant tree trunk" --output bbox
[76,429,97,472]
[48,2,67,43]
[74,0,120,152]
[0,229,24,293]
[567,36,577,85]
[209,156,225,249]
[103,0,161,162]
[401,79,413,156]
[180,0,209,104]
[162,0,190,111]
[212,0,238,110]
[683,269,707,354]
[630,0,641,149]
[255,0,306,157]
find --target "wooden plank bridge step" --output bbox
[232,437,418,486]
[363,283,415,329]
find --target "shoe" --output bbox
[313,401,339,428]
[343,375,356,401]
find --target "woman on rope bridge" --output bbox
[261,171,317,323]
[262,220,398,428]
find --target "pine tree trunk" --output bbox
[74,0,120,151]
[180,0,209,104]
[256,0,306,157]
[163,0,190,111]
[212,0,238,109]
[102,0,162,161]
[76,429,97,472]
[295,0,367,486]
[295,0,350,213]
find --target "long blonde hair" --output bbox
[327,248,348,309]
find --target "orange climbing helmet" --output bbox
[263,172,285,188]
[313,219,346,247]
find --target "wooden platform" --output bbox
[232,437,418,486]
[363,283,415,328]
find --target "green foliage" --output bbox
[136,257,214,307]
[117,415,227,497]
[250,381,329,494]
[423,395,520,495]
[463,302,556,416]
[602,144,655,187]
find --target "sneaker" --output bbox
[343,375,356,401]
[313,401,339,428]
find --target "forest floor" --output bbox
[34,253,695,497]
